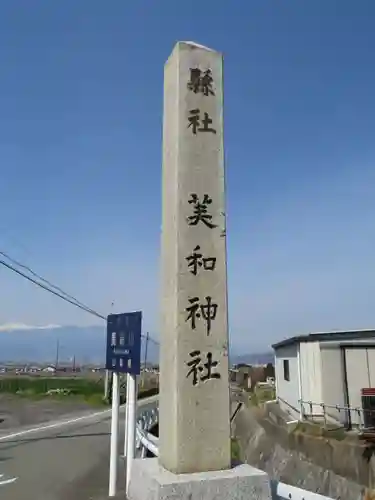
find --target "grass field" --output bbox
[248,385,276,407]
[0,376,102,392]
[0,375,158,406]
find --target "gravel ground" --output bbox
[0,394,101,431]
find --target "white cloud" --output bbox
[0,323,62,332]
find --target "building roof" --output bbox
[272,329,375,350]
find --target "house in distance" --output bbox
[272,329,375,429]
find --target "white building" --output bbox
[272,330,375,428]
[43,366,56,373]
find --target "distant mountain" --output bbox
[0,325,160,365]
[230,351,274,366]
[0,325,273,367]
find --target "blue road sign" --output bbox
[105,311,142,375]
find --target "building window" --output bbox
[283,359,290,381]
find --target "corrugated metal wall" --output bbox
[345,347,375,426]
[300,341,323,416]
[320,345,346,424]
[320,344,375,427]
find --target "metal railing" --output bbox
[136,405,159,458]
[271,481,336,500]
[134,404,334,500]
[298,398,374,429]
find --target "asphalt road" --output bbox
[0,396,158,500]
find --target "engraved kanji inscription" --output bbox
[185,296,218,336]
[186,350,221,386]
[186,245,216,276]
[187,194,217,229]
[188,109,216,135]
[187,68,215,96]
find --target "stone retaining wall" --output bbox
[233,403,371,499]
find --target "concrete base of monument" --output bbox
[127,458,272,500]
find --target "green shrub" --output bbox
[231,438,241,461]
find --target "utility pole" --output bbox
[142,332,149,388]
[55,338,60,370]
[144,332,149,369]
[105,303,115,400]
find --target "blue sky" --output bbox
[1,1,375,352]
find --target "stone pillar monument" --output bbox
[159,40,231,475]
[128,41,272,500]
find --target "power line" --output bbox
[0,251,95,313]
[0,258,105,320]
[147,335,160,346]
[0,254,160,346]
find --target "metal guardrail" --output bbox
[298,398,372,429]
[135,405,334,500]
[271,481,335,500]
[136,406,159,458]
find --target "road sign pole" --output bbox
[124,372,131,456]
[106,311,142,496]
[109,372,120,497]
[126,373,137,495]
